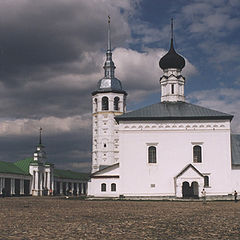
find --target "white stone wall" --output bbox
[92,92,126,173]
[118,119,233,197]
[231,168,240,193]
[88,177,119,197]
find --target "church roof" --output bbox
[231,134,240,165]
[115,101,233,122]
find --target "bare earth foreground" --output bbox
[0,197,240,240]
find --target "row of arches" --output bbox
[94,96,120,111]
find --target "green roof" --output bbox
[14,157,34,174]
[231,134,240,165]
[115,101,233,122]
[54,169,90,181]
[0,161,29,176]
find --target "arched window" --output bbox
[102,97,109,110]
[111,183,116,192]
[94,98,97,112]
[114,97,120,111]
[171,84,174,94]
[101,183,106,192]
[148,146,156,163]
[193,145,202,163]
[204,176,209,187]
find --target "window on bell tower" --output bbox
[102,97,109,110]
[171,84,174,94]
[114,97,120,111]
[94,98,97,112]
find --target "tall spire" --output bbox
[171,18,173,41]
[107,15,111,51]
[39,127,42,145]
[103,15,116,79]
[159,18,185,70]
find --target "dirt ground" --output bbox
[0,197,240,240]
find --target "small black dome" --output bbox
[159,39,185,70]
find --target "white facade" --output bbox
[88,26,240,199]
[118,119,232,197]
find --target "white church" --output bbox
[87,19,240,199]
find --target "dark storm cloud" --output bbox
[0,0,134,171]
[0,0,131,118]
[0,128,91,172]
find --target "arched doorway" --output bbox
[191,181,199,198]
[182,181,191,198]
[182,181,199,198]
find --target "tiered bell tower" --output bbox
[29,128,54,196]
[159,19,186,102]
[91,17,127,173]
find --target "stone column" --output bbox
[20,179,24,195]
[51,171,54,192]
[11,178,15,196]
[72,182,74,195]
[60,182,63,195]
[76,183,79,195]
[35,171,39,196]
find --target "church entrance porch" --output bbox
[175,164,204,198]
[182,181,199,199]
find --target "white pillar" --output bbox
[60,182,63,194]
[51,171,54,191]
[11,179,15,195]
[20,179,24,195]
[76,183,79,195]
[36,171,39,195]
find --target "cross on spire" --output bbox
[171,18,174,41]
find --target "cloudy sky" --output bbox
[0,0,239,172]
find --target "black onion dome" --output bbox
[159,39,185,70]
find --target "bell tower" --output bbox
[159,19,186,102]
[91,16,127,173]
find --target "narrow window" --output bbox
[104,143,106,148]
[193,145,202,163]
[204,176,209,187]
[102,97,109,110]
[94,98,97,112]
[171,84,174,94]
[114,97,120,111]
[148,146,156,163]
[111,183,116,192]
[101,183,106,192]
